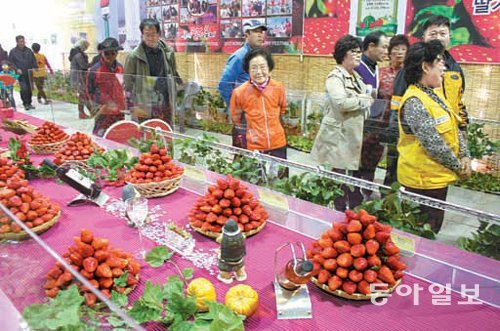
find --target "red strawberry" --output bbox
[347,233,362,245]
[386,255,407,271]
[365,239,380,255]
[346,220,362,233]
[216,178,228,190]
[327,228,344,242]
[336,253,353,268]
[378,265,396,285]
[333,240,351,253]
[321,247,338,259]
[350,244,366,258]
[363,224,376,240]
[375,232,391,244]
[394,269,404,280]
[363,269,378,283]
[344,210,357,220]
[336,267,349,279]
[328,275,343,291]
[317,269,331,284]
[360,214,377,226]
[357,280,372,295]
[342,281,357,295]
[323,259,338,271]
[367,255,382,268]
[353,257,368,271]
[348,269,363,283]
[383,240,400,256]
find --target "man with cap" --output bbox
[218,19,267,148]
[87,37,126,137]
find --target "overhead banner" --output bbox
[144,0,303,54]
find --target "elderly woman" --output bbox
[311,34,372,210]
[230,48,287,160]
[398,40,471,233]
[69,39,91,119]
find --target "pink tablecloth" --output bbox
[0,114,499,330]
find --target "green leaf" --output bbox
[167,291,197,320]
[146,246,174,268]
[141,281,165,310]
[114,271,129,287]
[111,290,129,308]
[128,300,162,323]
[107,315,126,327]
[163,276,184,301]
[183,268,194,280]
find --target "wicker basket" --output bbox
[127,174,183,198]
[190,221,266,239]
[28,139,68,155]
[0,211,61,241]
[311,277,401,301]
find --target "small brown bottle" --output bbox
[278,259,313,291]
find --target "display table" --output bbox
[0,114,499,330]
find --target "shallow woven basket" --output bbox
[0,211,61,241]
[311,277,401,301]
[190,221,266,239]
[28,139,68,155]
[127,174,183,198]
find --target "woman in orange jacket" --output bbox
[230,48,287,160]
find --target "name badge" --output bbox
[435,115,449,125]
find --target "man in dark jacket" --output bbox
[8,35,38,110]
[124,19,182,125]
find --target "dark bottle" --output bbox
[278,258,313,291]
[43,159,101,199]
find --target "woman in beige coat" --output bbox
[311,34,372,210]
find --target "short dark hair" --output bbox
[422,15,450,33]
[404,40,445,85]
[139,19,161,34]
[15,35,25,42]
[388,34,410,55]
[362,31,386,51]
[333,34,362,64]
[31,43,41,52]
[243,48,274,73]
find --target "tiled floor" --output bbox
[10,92,498,248]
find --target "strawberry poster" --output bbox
[303,0,351,55]
[405,0,500,63]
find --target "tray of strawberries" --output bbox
[308,209,406,300]
[124,143,184,198]
[53,132,104,165]
[0,177,61,241]
[43,229,141,307]
[188,174,267,238]
[28,121,69,154]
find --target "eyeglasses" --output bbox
[104,51,117,57]
[249,65,268,73]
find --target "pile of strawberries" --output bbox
[307,209,406,296]
[0,177,60,234]
[29,121,68,145]
[0,157,25,188]
[124,143,184,184]
[54,132,104,165]
[188,174,268,234]
[44,229,141,306]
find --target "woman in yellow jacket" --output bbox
[398,40,471,233]
[230,48,287,160]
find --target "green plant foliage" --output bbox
[46,71,78,104]
[145,246,174,268]
[271,172,344,207]
[356,184,436,239]
[287,135,313,152]
[87,148,138,182]
[455,172,500,193]
[467,123,498,159]
[459,222,500,261]
[200,119,233,135]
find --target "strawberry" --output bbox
[327,228,344,242]
[336,253,353,268]
[363,269,378,283]
[94,250,110,263]
[344,210,357,220]
[96,263,113,278]
[346,220,362,233]
[347,233,362,245]
[333,222,347,234]
[342,281,357,295]
[353,257,368,271]
[228,178,240,190]
[318,237,333,248]
[82,257,98,273]
[378,265,396,285]
[317,269,331,284]
[355,209,369,220]
[211,204,223,214]
[213,189,224,199]
[336,267,348,279]
[69,252,83,266]
[360,214,377,226]
[311,262,322,276]
[312,254,325,265]
[357,280,371,295]
[223,189,235,199]
[348,270,363,283]
[321,247,338,259]
[394,269,404,280]
[77,242,95,258]
[367,255,382,268]
[350,244,366,258]
[84,293,97,307]
[106,257,129,269]
[231,197,241,207]
[45,287,59,298]
[216,178,228,190]
[375,232,390,244]
[365,239,380,255]
[386,255,407,271]
[383,240,400,256]
[323,259,338,271]
[333,240,351,253]
[328,275,343,291]
[363,224,376,240]
[91,238,109,250]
